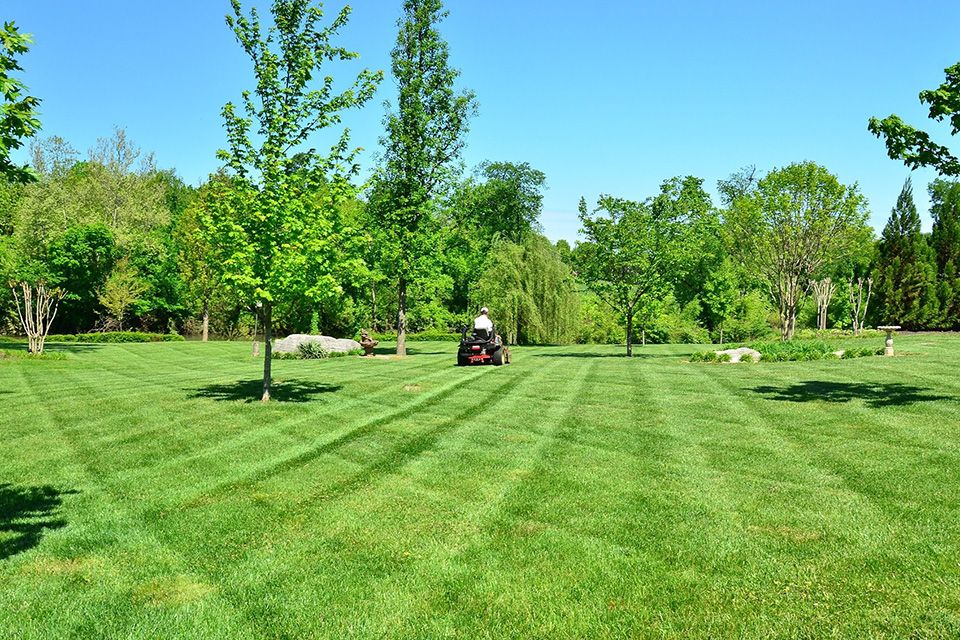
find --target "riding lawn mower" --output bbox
[457,325,510,366]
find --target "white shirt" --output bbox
[474,314,493,331]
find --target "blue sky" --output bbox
[6,1,960,241]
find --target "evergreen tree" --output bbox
[873,178,938,328]
[929,179,960,328]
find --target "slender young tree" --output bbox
[702,257,738,344]
[811,278,836,331]
[176,179,227,342]
[211,0,380,401]
[873,178,939,329]
[371,0,475,356]
[849,276,873,336]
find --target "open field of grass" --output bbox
[1,334,960,638]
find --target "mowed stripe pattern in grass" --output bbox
[1,335,960,638]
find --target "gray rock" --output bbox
[717,347,761,363]
[273,334,361,354]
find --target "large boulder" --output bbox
[273,334,361,354]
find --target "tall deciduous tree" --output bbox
[873,178,939,329]
[929,179,960,327]
[14,131,170,253]
[47,224,115,333]
[725,162,869,340]
[0,22,41,183]
[469,161,546,243]
[869,61,960,176]
[577,194,681,356]
[372,0,475,356]
[476,233,578,345]
[211,0,379,401]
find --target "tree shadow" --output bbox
[752,381,951,408]
[1,483,76,560]
[531,352,671,359]
[187,378,343,403]
[45,343,105,353]
[369,345,450,356]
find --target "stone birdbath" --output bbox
[877,325,901,357]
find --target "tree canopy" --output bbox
[0,22,41,183]
[576,189,683,356]
[869,61,960,176]
[724,162,870,340]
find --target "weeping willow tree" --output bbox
[477,233,578,344]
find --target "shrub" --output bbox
[272,346,362,360]
[716,352,731,363]
[297,342,329,359]
[842,346,885,359]
[724,291,777,342]
[45,332,186,343]
[689,350,720,363]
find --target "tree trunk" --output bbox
[719,323,724,345]
[370,280,377,332]
[784,305,797,341]
[261,302,272,402]
[626,310,634,357]
[202,301,210,342]
[396,277,407,356]
[642,328,646,347]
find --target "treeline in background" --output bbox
[2,129,959,345]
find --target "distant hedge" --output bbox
[366,328,461,342]
[45,332,186,343]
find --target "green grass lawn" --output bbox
[1,334,959,638]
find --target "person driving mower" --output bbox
[474,307,493,334]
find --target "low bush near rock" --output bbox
[689,339,884,363]
[272,346,363,360]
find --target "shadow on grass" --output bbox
[188,378,343,403]
[753,381,951,408]
[43,343,105,354]
[371,345,451,356]
[0,483,76,560]
[531,351,672,359]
